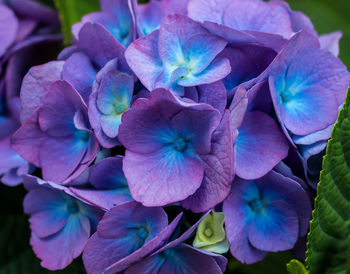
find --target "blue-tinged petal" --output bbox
[262,31,350,135]
[125,30,163,91]
[39,137,88,182]
[177,58,231,87]
[236,111,289,180]
[158,14,208,65]
[100,0,134,46]
[170,107,221,155]
[38,81,86,138]
[31,214,90,270]
[248,201,299,252]
[183,34,227,74]
[223,180,268,264]
[101,114,122,138]
[136,0,164,36]
[258,171,312,237]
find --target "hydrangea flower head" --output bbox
[119,88,221,206]
[125,14,231,95]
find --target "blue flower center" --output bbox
[66,200,79,214]
[248,198,264,213]
[172,137,187,152]
[74,130,90,142]
[136,226,149,240]
[114,102,127,115]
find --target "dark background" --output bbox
[1,0,349,273]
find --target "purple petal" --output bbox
[20,61,64,123]
[61,52,97,103]
[125,30,163,91]
[0,4,18,58]
[236,111,289,179]
[124,148,204,206]
[182,111,234,212]
[31,215,90,270]
[319,31,342,57]
[223,0,293,38]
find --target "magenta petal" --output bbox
[236,111,289,180]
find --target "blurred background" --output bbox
[1,0,349,273]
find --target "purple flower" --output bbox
[83,203,226,274]
[23,175,103,270]
[260,31,350,137]
[69,156,133,210]
[89,58,134,148]
[12,80,100,183]
[118,88,222,206]
[125,14,231,95]
[223,171,311,264]
[82,201,182,273]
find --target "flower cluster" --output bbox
[4,0,350,272]
[0,0,61,186]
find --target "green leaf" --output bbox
[306,88,350,274]
[54,0,100,44]
[287,260,308,274]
